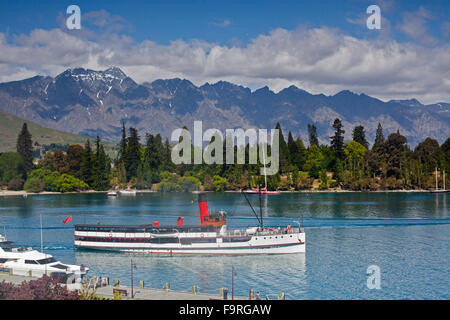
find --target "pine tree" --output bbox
[373,123,384,151]
[80,140,94,188]
[308,124,319,147]
[295,137,307,170]
[66,145,85,179]
[92,136,110,190]
[16,123,33,173]
[383,131,408,178]
[143,133,160,184]
[118,123,127,163]
[124,127,141,181]
[415,138,440,175]
[352,125,369,149]
[161,138,174,172]
[154,134,164,168]
[275,123,289,173]
[330,118,345,160]
[287,131,298,167]
[441,138,450,172]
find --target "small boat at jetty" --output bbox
[0,234,89,279]
[243,145,280,195]
[119,190,136,196]
[430,168,449,193]
[244,187,281,195]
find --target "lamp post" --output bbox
[231,266,237,300]
[131,259,137,298]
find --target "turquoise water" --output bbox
[0,192,449,299]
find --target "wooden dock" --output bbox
[0,274,248,300]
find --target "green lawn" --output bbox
[0,110,117,158]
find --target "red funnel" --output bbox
[198,193,209,225]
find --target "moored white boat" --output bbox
[74,193,305,255]
[0,234,89,279]
[244,188,281,195]
[430,168,448,193]
[119,190,136,196]
[244,144,280,195]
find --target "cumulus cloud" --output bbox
[0,16,449,104]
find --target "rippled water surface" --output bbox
[0,192,448,299]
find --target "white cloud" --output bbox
[210,20,231,28]
[398,6,438,46]
[0,22,449,104]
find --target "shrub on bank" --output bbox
[24,176,43,193]
[7,179,24,191]
[213,175,228,192]
[24,169,89,193]
[0,275,78,300]
[0,152,25,185]
[178,176,201,192]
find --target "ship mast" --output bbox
[242,191,262,228]
[262,143,267,190]
[258,184,264,229]
[435,167,438,191]
[40,214,43,252]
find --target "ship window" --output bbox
[223,237,251,243]
[25,260,38,264]
[190,238,216,244]
[148,238,179,244]
[52,264,69,270]
[180,238,192,245]
[37,258,57,265]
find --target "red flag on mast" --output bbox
[63,216,73,224]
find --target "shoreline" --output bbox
[0,190,156,197]
[0,189,433,197]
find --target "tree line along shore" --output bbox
[0,120,449,194]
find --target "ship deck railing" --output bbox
[222,227,302,237]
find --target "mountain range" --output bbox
[0,67,448,148]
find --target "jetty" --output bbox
[0,273,262,300]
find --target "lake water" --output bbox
[0,192,449,299]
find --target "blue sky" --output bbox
[1,0,448,44]
[0,0,449,103]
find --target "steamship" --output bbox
[74,193,305,255]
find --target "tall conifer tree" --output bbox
[118,123,127,162]
[81,139,94,188]
[93,136,110,190]
[16,123,33,173]
[373,123,385,151]
[124,127,141,180]
[352,125,369,149]
[308,124,319,147]
[275,123,289,173]
[330,118,345,160]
